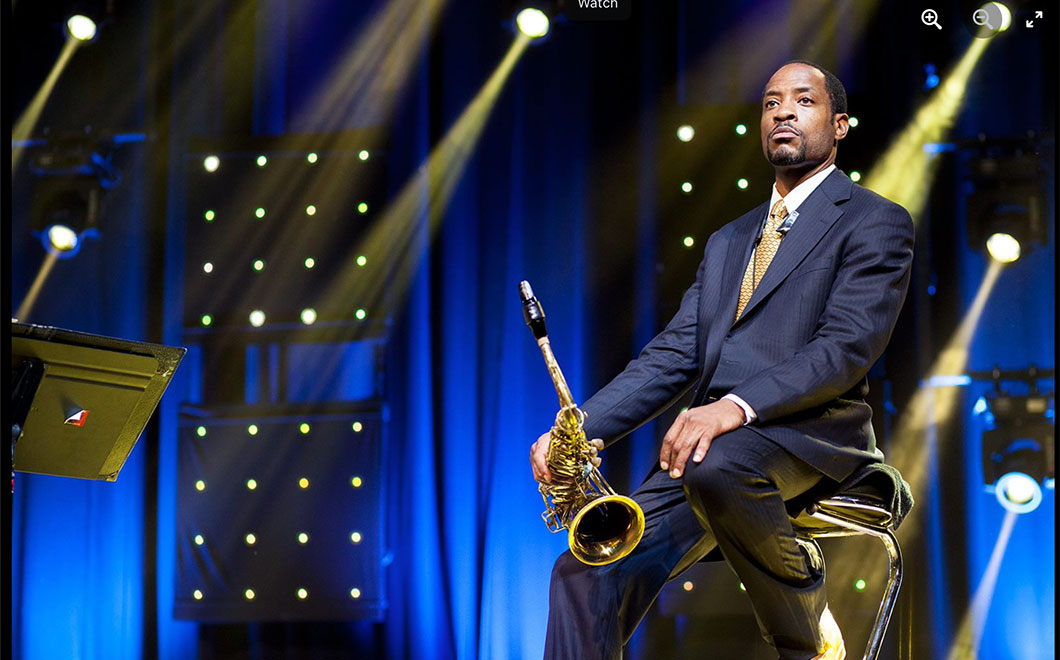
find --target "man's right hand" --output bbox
[531,433,603,484]
[531,432,553,484]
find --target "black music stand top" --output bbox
[11,322,185,481]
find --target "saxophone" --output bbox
[520,281,645,566]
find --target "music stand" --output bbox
[10,322,185,481]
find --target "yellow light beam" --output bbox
[863,36,995,221]
[170,0,447,320]
[11,39,81,171]
[341,32,530,312]
[280,34,530,405]
[14,250,62,322]
[945,511,1018,660]
[827,260,1004,610]
[292,0,446,132]
[889,259,1003,500]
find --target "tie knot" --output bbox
[770,199,789,221]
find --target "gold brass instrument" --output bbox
[520,280,645,566]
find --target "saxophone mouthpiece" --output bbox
[519,280,549,340]
[518,280,534,302]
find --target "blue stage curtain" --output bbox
[381,5,601,658]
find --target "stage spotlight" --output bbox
[31,179,103,259]
[966,151,1046,263]
[46,225,80,252]
[979,2,1012,32]
[203,155,220,172]
[849,171,862,182]
[847,116,859,128]
[994,472,1041,512]
[981,392,1054,514]
[66,15,98,42]
[735,123,748,136]
[676,125,695,142]
[985,232,1020,263]
[515,7,550,38]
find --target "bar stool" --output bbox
[789,463,913,660]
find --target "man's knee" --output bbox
[683,440,768,508]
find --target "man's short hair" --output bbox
[777,59,848,117]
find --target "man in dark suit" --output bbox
[531,61,914,660]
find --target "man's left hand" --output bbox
[659,399,746,478]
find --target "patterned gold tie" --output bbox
[735,199,788,320]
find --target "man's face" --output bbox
[760,64,847,169]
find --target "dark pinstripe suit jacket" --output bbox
[581,169,914,483]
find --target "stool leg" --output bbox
[806,512,904,660]
[863,529,902,660]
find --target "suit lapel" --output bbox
[734,170,852,324]
[717,202,768,320]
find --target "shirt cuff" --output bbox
[721,393,757,425]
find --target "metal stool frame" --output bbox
[792,495,903,660]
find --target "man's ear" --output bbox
[833,113,850,142]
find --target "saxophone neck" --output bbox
[537,336,576,409]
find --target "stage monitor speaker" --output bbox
[11,321,185,481]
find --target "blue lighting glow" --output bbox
[926,374,972,387]
[973,396,989,416]
[924,63,940,90]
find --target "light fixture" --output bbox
[65,14,98,42]
[31,178,103,258]
[985,232,1020,263]
[515,7,550,39]
[676,125,695,142]
[966,151,1046,264]
[980,392,1054,513]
